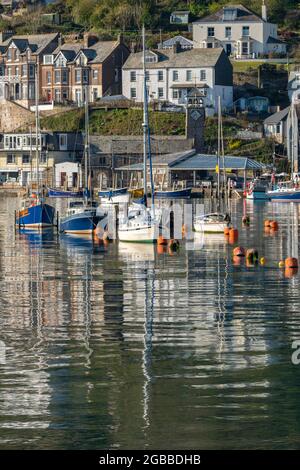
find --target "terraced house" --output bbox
[0,31,59,108]
[40,34,130,106]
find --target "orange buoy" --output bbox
[158,235,168,246]
[285,267,298,279]
[264,220,272,227]
[229,228,239,242]
[233,246,245,257]
[224,227,230,236]
[157,244,167,255]
[232,256,243,266]
[270,220,278,230]
[285,257,299,269]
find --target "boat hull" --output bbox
[60,211,100,234]
[194,221,228,233]
[118,224,157,243]
[98,188,128,198]
[48,188,83,198]
[16,203,55,229]
[154,188,192,199]
[246,191,268,200]
[100,193,130,204]
[267,190,300,201]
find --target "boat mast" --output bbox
[142,25,148,207]
[84,85,89,203]
[217,96,221,199]
[35,65,40,197]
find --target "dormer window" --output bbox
[223,8,237,21]
[55,55,67,68]
[144,51,158,63]
[44,55,54,65]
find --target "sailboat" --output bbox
[118,26,160,243]
[16,69,55,229]
[60,89,103,234]
[194,97,231,233]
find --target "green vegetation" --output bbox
[40,108,186,136]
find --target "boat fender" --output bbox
[224,227,230,236]
[168,239,180,251]
[285,257,298,269]
[278,260,285,269]
[246,249,258,262]
[264,220,272,228]
[285,267,298,278]
[260,257,266,265]
[233,246,245,257]
[229,228,239,240]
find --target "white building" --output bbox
[193,3,286,58]
[54,161,82,189]
[122,46,233,115]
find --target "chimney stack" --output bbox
[262,0,267,22]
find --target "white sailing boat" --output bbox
[118,26,160,243]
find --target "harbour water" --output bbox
[1,197,300,449]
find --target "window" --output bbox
[82,69,89,84]
[15,49,20,61]
[145,53,157,63]
[62,70,68,84]
[62,89,68,101]
[46,71,51,85]
[56,55,66,67]
[15,67,19,77]
[145,71,150,81]
[59,134,68,149]
[22,64,27,77]
[172,89,182,99]
[207,43,213,48]
[54,70,60,84]
[29,64,35,78]
[242,42,249,55]
[93,69,98,80]
[207,27,215,37]
[7,49,12,61]
[186,70,192,81]
[130,71,136,82]
[173,70,178,81]
[158,70,164,81]
[223,8,237,21]
[225,27,231,38]
[200,70,206,81]
[75,69,81,83]
[158,88,164,99]
[276,123,281,134]
[28,83,35,100]
[130,88,136,99]
[115,68,119,82]
[7,66,12,77]
[43,55,53,65]
[22,154,30,164]
[54,89,61,102]
[242,26,250,37]
[7,154,15,164]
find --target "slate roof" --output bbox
[159,35,193,49]
[0,33,58,55]
[194,5,265,23]
[267,36,285,44]
[117,151,264,171]
[264,107,290,125]
[123,47,224,70]
[53,40,120,64]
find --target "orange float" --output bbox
[264,220,272,228]
[233,246,245,257]
[224,227,230,236]
[233,256,243,266]
[285,267,298,279]
[229,228,239,242]
[270,220,279,230]
[285,257,299,269]
[158,235,168,246]
[157,245,167,255]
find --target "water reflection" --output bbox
[1,198,300,449]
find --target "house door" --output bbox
[72,172,78,188]
[226,44,232,56]
[60,172,67,187]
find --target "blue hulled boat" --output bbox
[16,199,55,229]
[60,201,100,234]
[98,187,128,198]
[48,188,84,198]
[154,187,192,199]
[267,182,300,201]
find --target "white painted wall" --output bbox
[122,66,232,113]
[54,162,82,188]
